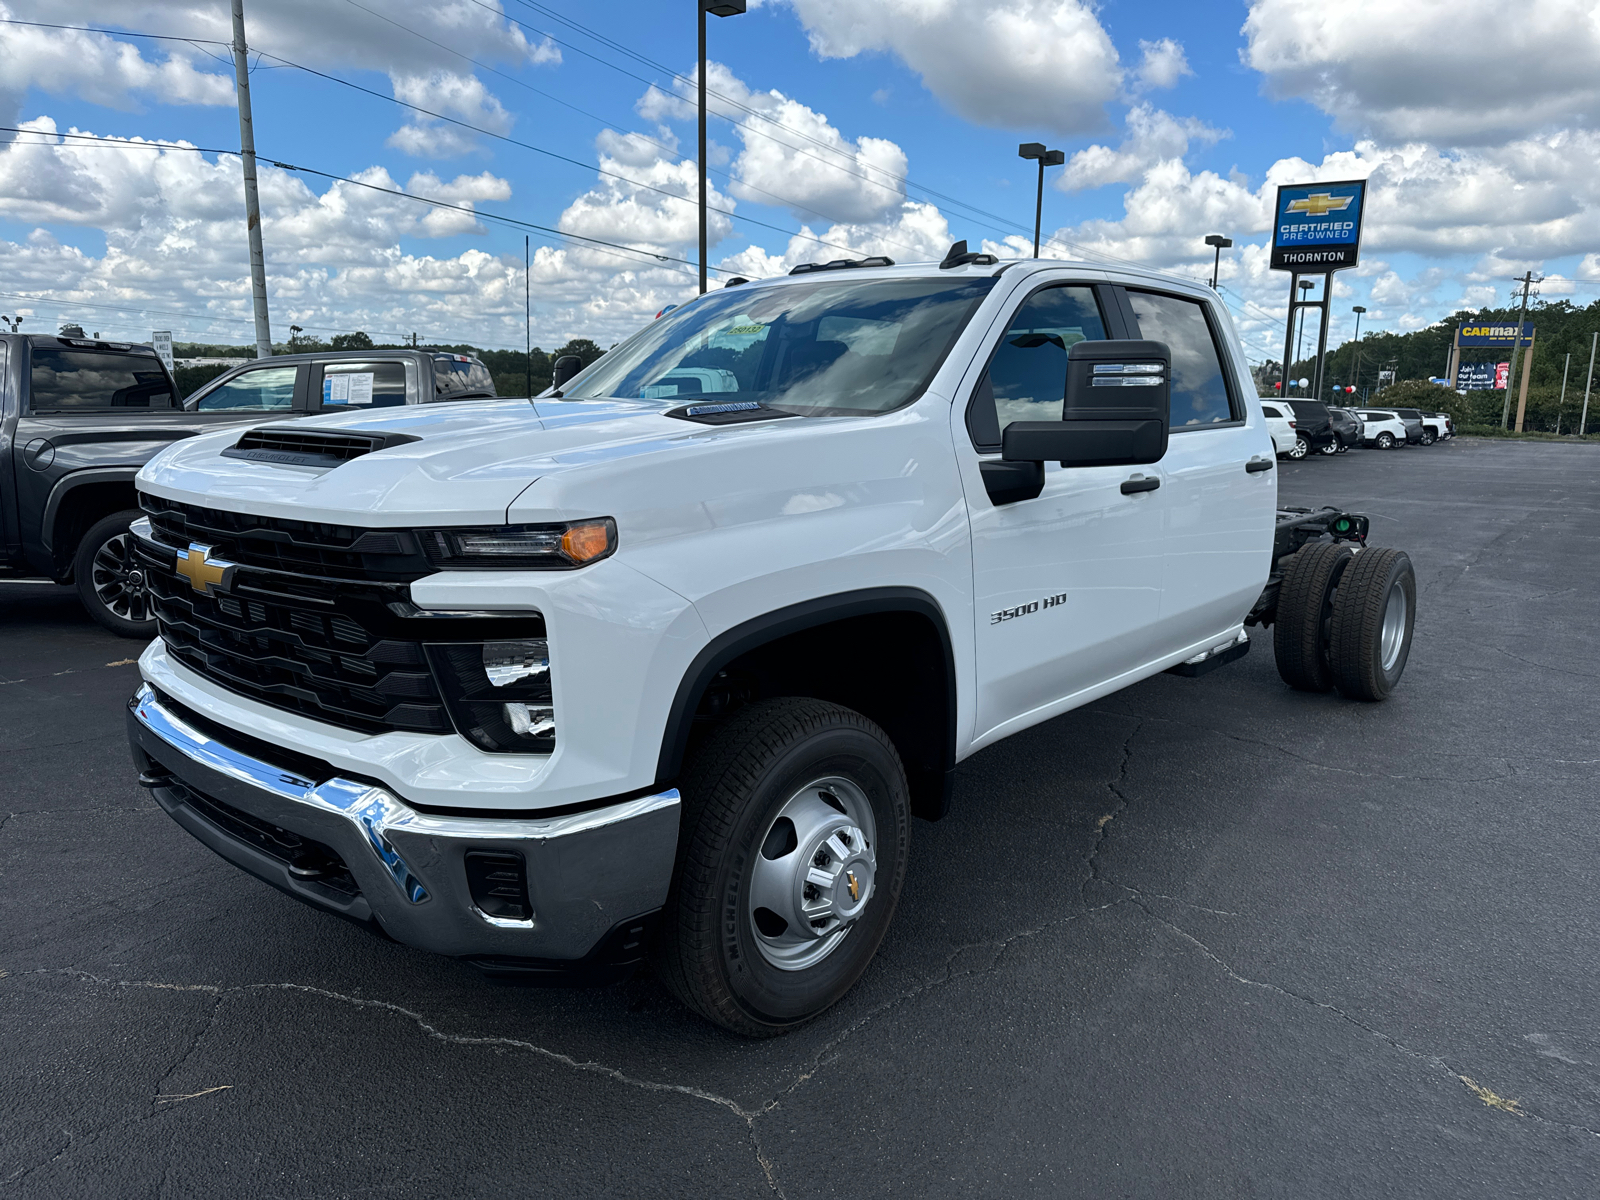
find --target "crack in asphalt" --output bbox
[1089,707,1518,784]
[1122,898,1600,1142]
[0,658,141,688]
[1490,645,1600,681]
[7,969,786,1197]
[768,900,1127,1113]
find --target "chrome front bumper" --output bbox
[127,684,680,967]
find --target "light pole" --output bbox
[1292,279,1313,393]
[1018,143,1065,258]
[699,0,746,295]
[1350,305,1366,396]
[1205,234,1232,289]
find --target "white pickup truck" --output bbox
[124,247,1416,1035]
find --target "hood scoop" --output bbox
[222,426,422,469]
[663,400,797,426]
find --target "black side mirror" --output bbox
[551,355,583,391]
[982,339,1170,505]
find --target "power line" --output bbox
[0,16,868,263]
[0,125,708,275]
[0,13,1140,271]
[335,0,926,259]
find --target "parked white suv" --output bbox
[1259,400,1302,458]
[124,248,1417,1034]
[1356,408,1409,449]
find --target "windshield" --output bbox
[559,275,996,416]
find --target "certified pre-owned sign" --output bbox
[1270,179,1367,272]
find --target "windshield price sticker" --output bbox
[325,372,375,405]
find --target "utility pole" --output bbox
[230,0,272,359]
[698,1,747,295]
[525,235,532,398]
[1350,306,1366,396]
[1556,352,1570,434]
[1581,331,1596,437]
[1500,270,1538,428]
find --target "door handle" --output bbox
[1120,476,1160,495]
[1245,457,1274,473]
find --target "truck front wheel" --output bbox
[654,697,909,1036]
[74,509,157,639]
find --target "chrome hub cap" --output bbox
[91,532,150,623]
[1380,579,1408,671]
[748,776,878,972]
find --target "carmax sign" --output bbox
[1457,322,1534,347]
[1270,179,1367,272]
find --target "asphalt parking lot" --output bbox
[4,437,1599,1198]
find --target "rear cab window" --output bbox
[28,345,178,411]
[317,360,409,409]
[1122,290,1239,429]
[433,355,495,399]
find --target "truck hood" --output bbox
[136,397,704,525]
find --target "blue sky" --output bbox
[2,0,1597,360]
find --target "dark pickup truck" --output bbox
[1,336,498,636]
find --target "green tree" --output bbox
[554,338,605,367]
[330,331,374,350]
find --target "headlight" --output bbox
[426,639,555,753]
[420,518,616,570]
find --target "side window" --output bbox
[195,365,299,412]
[28,348,178,411]
[1261,404,1281,419]
[967,285,1107,447]
[1124,291,1238,429]
[320,360,407,408]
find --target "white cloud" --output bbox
[647,63,909,225]
[1059,104,1226,191]
[1243,0,1600,143]
[784,0,1123,133]
[557,136,734,255]
[1133,38,1191,91]
[0,119,612,349]
[2,0,554,159]
[387,72,514,158]
[0,3,234,123]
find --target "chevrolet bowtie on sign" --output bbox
[1271,179,1367,271]
[175,544,237,595]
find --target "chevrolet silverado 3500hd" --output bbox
[125,247,1416,1035]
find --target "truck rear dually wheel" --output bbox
[654,697,909,1036]
[1273,541,1356,692]
[1329,548,1416,701]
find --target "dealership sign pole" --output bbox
[1271,180,1367,403]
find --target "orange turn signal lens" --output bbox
[560,519,616,564]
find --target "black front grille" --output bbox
[140,493,435,582]
[136,494,546,740]
[142,560,451,734]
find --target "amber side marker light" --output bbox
[561,520,615,564]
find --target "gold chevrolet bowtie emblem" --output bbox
[846,871,860,902]
[1286,192,1353,217]
[175,544,237,595]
